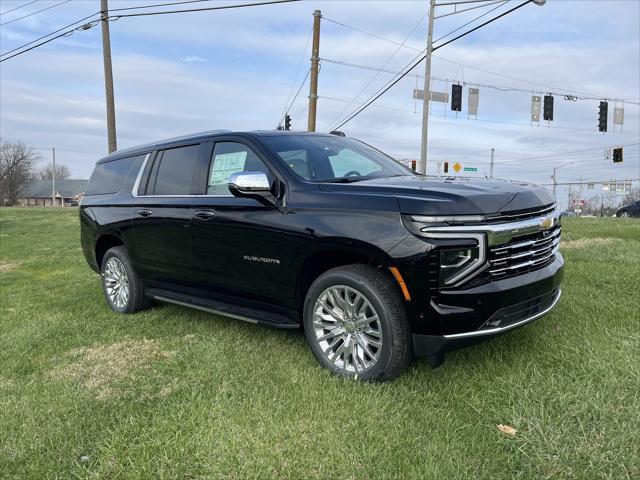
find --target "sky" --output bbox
[1,0,639,209]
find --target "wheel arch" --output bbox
[95,233,125,269]
[294,241,398,322]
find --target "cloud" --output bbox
[179,55,207,63]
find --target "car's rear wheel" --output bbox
[303,265,412,381]
[101,246,151,314]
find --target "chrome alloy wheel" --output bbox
[103,257,130,308]
[312,285,383,374]
[620,211,631,218]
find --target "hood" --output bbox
[318,175,555,216]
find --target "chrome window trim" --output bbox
[131,152,233,198]
[443,288,562,339]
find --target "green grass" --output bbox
[1,208,639,479]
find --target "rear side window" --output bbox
[149,144,201,195]
[86,156,137,195]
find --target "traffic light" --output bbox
[612,147,623,163]
[543,95,554,121]
[451,84,462,112]
[444,161,449,174]
[598,101,608,132]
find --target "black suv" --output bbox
[616,200,640,218]
[81,130,564,380]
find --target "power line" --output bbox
[109,0,218,13]
[0,0,71,26]
[0,20,100,62]
[432,0,509,44]
[0,12,99,58]
[278,26,313,128]
[109,0,299,20]
[331,50,427,131]
[321,57,640,105]
[0,0,39,16]
[322,15,637,104]
[322,16,423,53]
[497,142,640,164]
[324,11,427,131]
[332,2,543,131]
[281,68,311,125]
[433,0,533,52]
[0,0,299,62]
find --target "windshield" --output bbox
[260,134,412,182]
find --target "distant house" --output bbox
[17,179,88,207]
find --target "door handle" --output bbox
[194,209,215,220]
[137,208,152,217]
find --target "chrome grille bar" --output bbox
[489,225,561,277]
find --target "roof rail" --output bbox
[113,129,232,155]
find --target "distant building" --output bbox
[17,179,88,207]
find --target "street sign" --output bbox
[453,162,462,173]
[463,167,478,172]
[572,199,585,207]
[413,89,449,103]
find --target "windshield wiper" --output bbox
[320,177,364,183]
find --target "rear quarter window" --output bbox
[86,156,138,195]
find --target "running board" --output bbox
[146,289,300,329]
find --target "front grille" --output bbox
[485,203,556,223]
[488,225,560,279]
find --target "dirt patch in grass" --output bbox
[50,338,176,401]
[561,238,618,250]
[0,261,19,273]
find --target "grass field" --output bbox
[1,208,639,479]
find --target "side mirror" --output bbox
[228,171,274,203]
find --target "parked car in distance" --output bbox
[560,211,576,218]
[80,130,564,380]
[616,200,640,218]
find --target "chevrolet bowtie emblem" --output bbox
[539,217,554,230]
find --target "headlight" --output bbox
[439,245,482,286]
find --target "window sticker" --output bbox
[210,151,247,185]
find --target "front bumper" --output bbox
[413,253,564,360]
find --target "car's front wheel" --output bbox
[618,210,632,218]
[101,246,151,314]
[303,265,413,381]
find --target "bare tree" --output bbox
[622,187,640,204]
[0,140,40,206]
[38,163,71,181]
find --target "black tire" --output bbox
[303,264,413,381]
[618,210,632,218]
[100,246,151,314]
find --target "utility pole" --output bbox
[552,167,557,198]
[307,10,321,132]
[489,147,495,179]
[51,147,56,207]
[418,0,436,175]
[101,0,117,153]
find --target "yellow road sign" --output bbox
[453,162,462,173]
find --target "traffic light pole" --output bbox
[307,10,321,132]
[418,0,436,175]
[416,0,545,175]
